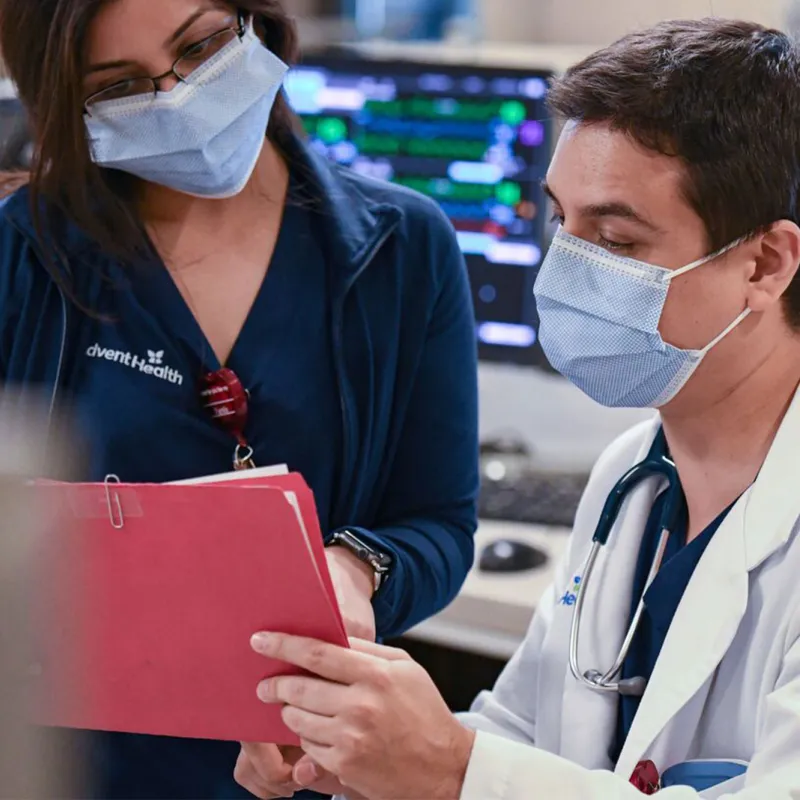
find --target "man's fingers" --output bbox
[258,675,347,715]
[281,706,339,746]
[298,739,337,777]
[251,633,376,684]
[348,637,411,661]
[293,755,346,795]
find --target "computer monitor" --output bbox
[285,51,554,369]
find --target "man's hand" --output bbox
[234,549,379,799]
[325,546,376,642]
[250,633,476,800]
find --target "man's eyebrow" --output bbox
[540,180,661,232]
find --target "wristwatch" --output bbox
[326,529,393,594]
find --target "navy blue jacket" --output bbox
[0,141,478,800]
[0,137,479,797]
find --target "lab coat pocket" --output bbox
[700,773,747,799]
[661,759,748,798]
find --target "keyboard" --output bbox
[478,468,589,528]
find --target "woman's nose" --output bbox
[155,72,182,93]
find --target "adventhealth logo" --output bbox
[86,343,184,386]
[559,575,582,606]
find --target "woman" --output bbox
[0,1,479,797]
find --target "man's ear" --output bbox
[746,221,800,314]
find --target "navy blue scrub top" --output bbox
[70,174,342,798]
[611,431,736,765]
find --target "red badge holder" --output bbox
[200,368,256,470]
[630,760,660,794]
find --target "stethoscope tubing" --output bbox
[568,443,681,697]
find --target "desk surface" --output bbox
[406,520,570,661]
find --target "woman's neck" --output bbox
[137,140,289,231]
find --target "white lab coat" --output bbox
[458,387,800,799]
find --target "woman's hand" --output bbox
[234,743,300,799]
[250,633,476,800]
[234,743,351,799]
[325,546,377,642]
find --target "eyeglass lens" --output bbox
[85,28,239,108]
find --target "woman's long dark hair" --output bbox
[0,0,300,277]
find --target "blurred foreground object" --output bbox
[0,77,31,171]
[0,396,80,798]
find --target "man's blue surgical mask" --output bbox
[85,22,288,198]
[534,228,750,408]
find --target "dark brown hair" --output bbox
[0,0,300,273]
[548,18,800,329]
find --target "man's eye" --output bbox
[597,234,634,253]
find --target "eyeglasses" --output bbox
[83,12,246,116]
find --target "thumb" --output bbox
[293,755,342,794]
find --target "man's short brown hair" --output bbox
[548,18,800,328]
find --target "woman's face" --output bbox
[83,0,238,103]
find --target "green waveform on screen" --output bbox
[365,97,527,125]
[393,177,521,206]
[393,177,506,203]
[354,133,488,160]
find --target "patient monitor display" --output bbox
[285,54,554,368]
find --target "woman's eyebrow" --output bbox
[87,5,218,73]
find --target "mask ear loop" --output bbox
[697,308,752,355]
[664,236,748,283]
[660,236,752,355]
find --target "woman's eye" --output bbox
[90,77,153,102]
[549,212,565,225]
[180,32,230,64]
[182,40,213,61]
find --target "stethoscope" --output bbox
[568,432,683,697]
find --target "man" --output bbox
[236,18,800,799]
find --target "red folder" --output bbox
[31,476,347,744]
[174,468,344,639]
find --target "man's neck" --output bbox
[661,339,800,541]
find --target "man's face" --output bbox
[543,122,750,356]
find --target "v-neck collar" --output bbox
[127,176,310,376]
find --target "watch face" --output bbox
[337,532,392,571]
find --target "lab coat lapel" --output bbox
[741,386,800,568]
[615,385,800,778]
[614,499,748,778]
[557,420,663,768]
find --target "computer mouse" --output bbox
[479,539,548,573]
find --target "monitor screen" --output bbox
[284,53,555,368]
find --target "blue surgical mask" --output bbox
[85,23,288,198]
[534,228,750,408]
